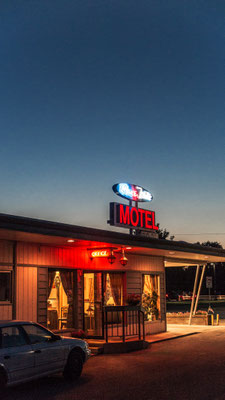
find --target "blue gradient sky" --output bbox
[0,1,225,245]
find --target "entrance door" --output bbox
[84,273,103,337]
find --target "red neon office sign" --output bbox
[109,202,159,231]
[90,250,110,258]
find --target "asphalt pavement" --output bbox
[3,325,225,400]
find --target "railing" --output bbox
[103,305,145,343]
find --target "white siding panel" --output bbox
[16,266,37,322]
[0,240,13,264]
[0,305,12,320]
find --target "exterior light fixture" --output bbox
[107,249,116,264]
[120,249,128,266]
[67,239,75,243]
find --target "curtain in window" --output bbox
[109,274,122,306]
[60,271,74,328]
[48,271,56,297]
[143,275,159,295]
[60,271,73,298]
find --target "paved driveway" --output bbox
[3,326,225,400]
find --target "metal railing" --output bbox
[103,305,145,343]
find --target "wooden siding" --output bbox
[16,266,37,322]
[77,271,84,330]
[0,240,13,264]
[0,304,12,320]
[17,243,164,272]
[126,271,142,295]
[37,267,48,326]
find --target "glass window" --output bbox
[22,324,53,344]
[104,273,123,306]
[47,270,74,331]
[1,326,27,348]
[142,274,161,321]
[0,272,12,302]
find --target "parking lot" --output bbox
[3,325,225,400]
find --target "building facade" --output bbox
[1,213,225,339]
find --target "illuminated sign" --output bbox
[90,250,110,258]
[112,183,153,202]
[109,202,159,231]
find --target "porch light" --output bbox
[120,249,128,266]
[67,239,75,243]
[107,249,116,264]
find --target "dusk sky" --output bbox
[0,1,225,246]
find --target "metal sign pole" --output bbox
[129,200,133,235]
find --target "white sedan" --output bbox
[0,321,91,387]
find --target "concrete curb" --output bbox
[149,332,199,344]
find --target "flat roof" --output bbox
[0,213,225,266]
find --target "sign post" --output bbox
[206,276,213,305]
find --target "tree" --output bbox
[196,241,223,249]
[157,224,174,240]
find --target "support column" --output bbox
[189,265,199,325]
[193,265,206,315]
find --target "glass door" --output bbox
[83,273,103,337]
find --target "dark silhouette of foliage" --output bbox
[195,241,223,249]
[157,224,174,240]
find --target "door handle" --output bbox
[34,350,42,354]
[4,355,10,359]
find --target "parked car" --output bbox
[178,291,196,301]
[166,291,179,301]
[0,321,91,388]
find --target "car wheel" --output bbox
[63,349,83,381]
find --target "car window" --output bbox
[22,324,54,344]
[1,326,27,348]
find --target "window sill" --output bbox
[0,301,12,306]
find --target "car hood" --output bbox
[60,336,88,348]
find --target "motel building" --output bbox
[1,183,225,351]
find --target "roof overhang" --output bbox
[0,213,225,267]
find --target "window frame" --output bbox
[0,270,12,304]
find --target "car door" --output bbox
[0,325,34,384]
[22,324,66,375]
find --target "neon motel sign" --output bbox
[112,183,153,202]
[109,203,159,231]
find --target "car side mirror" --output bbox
[53,334,61,341]
[47,334,61,342]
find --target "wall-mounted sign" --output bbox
[109,202,159,231]
[112,183,153,202]
[90,250,110,258]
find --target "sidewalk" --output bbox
[88,324,225,354]
[148,323,225,344]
